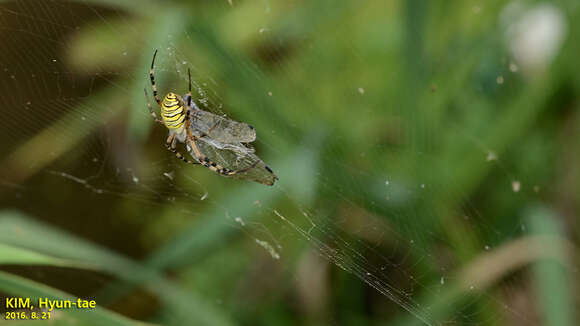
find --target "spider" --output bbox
[144,49,257,176]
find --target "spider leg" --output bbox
[186,111,213,139]
[150,49,162,106]
[185,125,258,176]
[166,133,200,165]
[187,68,192,107]
[184,68,203,111]
[144,88,164,125]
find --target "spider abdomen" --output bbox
[161,92,186,130]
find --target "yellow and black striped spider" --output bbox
[144,49,256,177]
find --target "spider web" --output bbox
[0,1,577,326]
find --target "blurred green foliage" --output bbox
[0,0,578,325]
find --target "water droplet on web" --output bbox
[268,91,273,96]
[52,59,57,62]
[420,184,425,189]
[132,176,139,183]
[484,245,490,250]
[512,180,521,192]
[510,62,519,72]
[255,239,280,259]
[385,180,390,185]
[358,87,365,94]
[440,277,445,285]
[235,217,245,226]
[496,76,504,84]
[486,151,497,161]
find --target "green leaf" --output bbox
[0,210,237,326]
[0,244,95,270]
[528,206,574,326]
[0,270,152,326]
